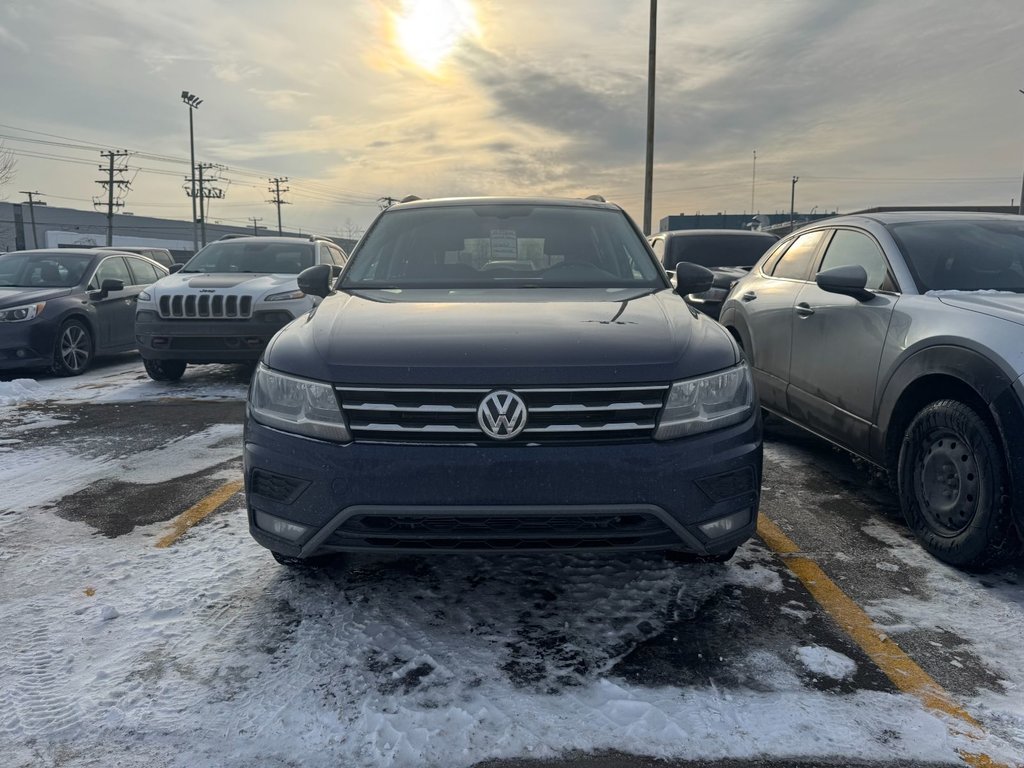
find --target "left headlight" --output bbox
[249,363,351,442]
[654,364,753,440]
[138,290,153,302]
[265,289,306,302]
[0,302,45,323]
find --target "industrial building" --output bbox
[0,202,356,260]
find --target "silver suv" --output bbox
[135,235,347,380]
[721,211,1024,569]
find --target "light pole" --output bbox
[181,91,202,253]
[642,0,657,235]
[790,176,799,233]
[1018,89,1024,216]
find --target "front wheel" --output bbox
[897,399,1020,570]
[143,358,187,382]
[51,319,93,376]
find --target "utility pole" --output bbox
[184,163,224,248]
[249,216,263,235]
[181,91,203,253]
[642,0,657,235]
[1018,89,1024,216]
[750,150,757,214]
[790,175,799,233]
[19,191,44,248]
[95,151,131,246]
[268,177,290,234]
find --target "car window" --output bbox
[180,241,315,274]
[759,238,793,275]
[146,249,174,269]
[770,230,826,281]
[343,205,664,289]
[817,230,894,291]
[90,256,132,289]
[330,245,349,265]
[126,257,162,285]
[650,237,665,262]
[317,244,335,266]
[0,252,92,287]
[888,219,1024,293]
[667,234,777,270]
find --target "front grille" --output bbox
[336,384,669,445]
[158,293,254,319]
[329,511,677,550]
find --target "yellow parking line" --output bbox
[155,479,244,549]
[757,513,1004,768]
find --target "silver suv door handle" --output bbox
[742,291,757,302]
[795,302,815,317]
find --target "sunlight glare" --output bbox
[394,0,478,72]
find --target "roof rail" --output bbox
[217,233,249,240]
[584,194,607,202]
[400,195,422,203]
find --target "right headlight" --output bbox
[654,364,753,440]
[249,364,351,442]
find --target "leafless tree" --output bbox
[0,143,16,193]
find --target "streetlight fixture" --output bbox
[181,91,202,253]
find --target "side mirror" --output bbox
[92,278,124,298]
[816,265,873,301]
[330,264,343,278]
[673,261,715,297]
[168,263,184,274]
[297,264,333,299]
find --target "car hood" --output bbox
[154,272,298,295]
[0,286,73,308]
[936,293,1024,327]
[265,288,739,386]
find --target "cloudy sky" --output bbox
[1,0,1022,235]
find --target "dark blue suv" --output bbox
[244,197,762,567]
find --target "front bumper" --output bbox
[0,320,56,371]
[135,313,292,364]
[244,410,763,557]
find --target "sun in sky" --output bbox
[393,0,479,73]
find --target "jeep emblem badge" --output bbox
[477,390,527,440]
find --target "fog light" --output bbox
[254,510,310,542]
[698,508,751,539]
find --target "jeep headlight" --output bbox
[249,364,351,441]
[655,364,753,440]
[265,289,306,302]
[138,290,153,302]
[0,302,45,322]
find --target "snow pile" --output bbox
[795,645,857,680]
[0,378,41,407]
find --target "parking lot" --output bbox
[0,357,1021,768]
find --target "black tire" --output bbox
[143,358,187,382]
[51,319,93,376]
[665,547,736,565]
[897,399,1020,570]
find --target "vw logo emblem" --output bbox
[477,390,528,440]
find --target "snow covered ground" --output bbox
[1,362,1023,767]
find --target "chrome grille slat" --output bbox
[156,292,255,319]
[337,384,668,444]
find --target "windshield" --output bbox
[888,220,1024,292]
[342,205,665,289]
[0,252,93,288]
[666,234,778,270]
[181,241,315,274]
